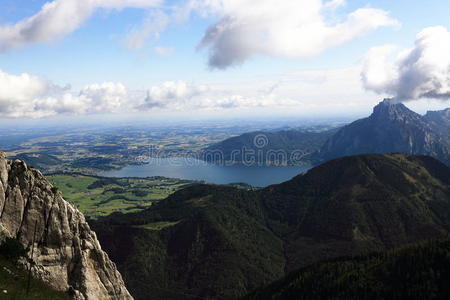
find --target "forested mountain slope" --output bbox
[245,236,450,300]
[91,153,450,299]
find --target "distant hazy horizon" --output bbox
[0,99,448,129]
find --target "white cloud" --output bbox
[143,85,296,110]
[0,70,49,103]
[124,10,169,50]
[361,45,398,95]
[143,81,209,108]
[193,0,398,69]
[0,0,162,52]
[78,82,128,112]
[362,26,450,101]
[0,70,51,118]
[0,69,130,118]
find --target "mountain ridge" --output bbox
[202,100,450,167]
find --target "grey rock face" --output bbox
[0,151,133,300]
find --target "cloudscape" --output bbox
[1,0,449,120]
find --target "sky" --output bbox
[0,0,450,122]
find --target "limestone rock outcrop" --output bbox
[0,151,133,300]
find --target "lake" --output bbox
[100,157,311,187]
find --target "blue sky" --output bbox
[0,0,450,120]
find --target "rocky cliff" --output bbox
[0,151,133,300]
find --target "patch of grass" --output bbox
[186,194,213,207]
[132,221,181,231]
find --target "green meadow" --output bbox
[47,174,197,218]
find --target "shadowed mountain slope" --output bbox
[244,236,450,300]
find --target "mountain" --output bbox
[203,100,450,168]
[319,99,450,165]
[0,151,132,300]
[244,236,450,300]
[203,129,337,166]
[91,153,450,299]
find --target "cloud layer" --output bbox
[0,66,375,118]
[362,26,450,101]
[1,69,283,118]
[0,0,162,52]
[143,80,302,110]
[195,0,398,69]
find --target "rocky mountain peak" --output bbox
[0,153,133,300]
[371,98,421,122]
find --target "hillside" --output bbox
[203,129,337,166]
[319,99,450,165]
[244,236,450,300]
[91,153,450,299]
